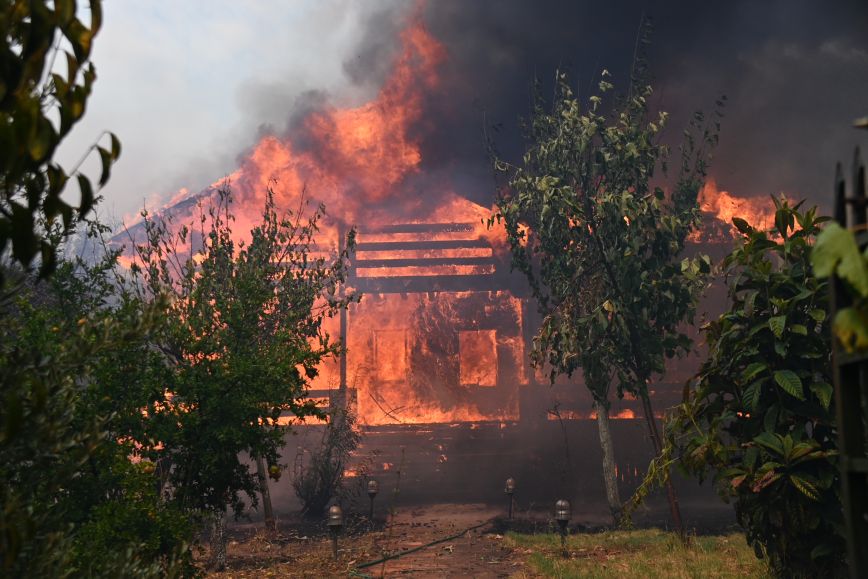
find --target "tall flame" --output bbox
[202,13,447,238]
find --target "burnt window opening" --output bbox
[459,329,497,387]
[374,329,408,382]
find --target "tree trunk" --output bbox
[639,389,684,538]
[209,510,227,571]
[255,454,276,532]
[594,399,622,524]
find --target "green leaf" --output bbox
[790,324,808,335]
[741,362,767,382]
[732,217,752,234]
[763,406,779,434]
[833,307,868,352]
[809,382,833,409]
[769,315,786,338]
[789,474,819,501]
[742,379,764,412]
[97,146,112,186]
[743,290,758,316]
[774,341,788,358]
[774,370,805,400]
[110,132,122,160]
[809,309,826,322]
[755,432,784,455]
[28,120,53,161]
[810,544,834,561]
[812,222,868,295]
[744,446,760,469]
[77,175,94,215]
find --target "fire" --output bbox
[550,408,639,421]
[204,12,446,238]
[696,178,779,240]
[121,10,449,254]
[338,290,524,426]
[117,10,659,430]
[302,22,444,203]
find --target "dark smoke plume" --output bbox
[343,0,868,210]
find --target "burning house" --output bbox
[116,12,773,508]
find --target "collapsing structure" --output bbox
[308,214,528,427]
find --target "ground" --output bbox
[204,503,767,578]
[206,504,524,578]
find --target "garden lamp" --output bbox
[367,479,379,521]
[327,504,343,560]
[555,499,570,558]
[504,477,516,519]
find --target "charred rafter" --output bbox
[354,256,495,269]
[355,239,490,251]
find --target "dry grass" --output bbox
[203,527,386,578]
[505,528,770,578]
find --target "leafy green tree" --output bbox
[492,69,715,529]
[0,3,190,574]
[128,186,356,569]
[1,221,194,577]
[1,0,120,280]
[666,199,845,577]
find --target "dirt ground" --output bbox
[205,498,734,578]
[206,503,532,578]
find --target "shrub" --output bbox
[292,408,360,516]
[665,199,846,577]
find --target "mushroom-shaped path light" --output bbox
[327,504,343,560]
[555,499,571,558]
[504,478,516,520]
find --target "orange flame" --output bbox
[117,12,535,428]
[697,178,779,239]
[195,13,447,241]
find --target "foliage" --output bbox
[491,69,715,408]
[128,185,357,518]
[812,220,868,350]
[0,221,194,578]
[292,408,361,516]
[1,0,120,280]
[666,199,845,577]
[69,449,195,577]
[0,4,200,574]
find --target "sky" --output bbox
[59,0,403,226]
[59,1,868,228]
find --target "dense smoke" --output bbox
[332,0,868,212]
[122,1,868,231]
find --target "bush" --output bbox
[666,199,846,577]
[69,451,196,577]
[0,224,196,578]
[292,408,360,516]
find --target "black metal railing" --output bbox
[830,120,868,578]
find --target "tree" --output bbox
[0,3,192,575]
[0,220,194,577]
[665,200,845,577]
[491,69,716,529]
[128,186,356,569]
[1,0,120,281]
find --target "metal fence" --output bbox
[830,118,868,579]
